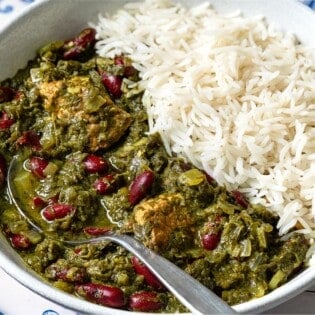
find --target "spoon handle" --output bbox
[99,233,237,314]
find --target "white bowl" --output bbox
[0,0,315,314]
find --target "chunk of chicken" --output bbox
[38,76,131,151]
[131,193,194,252]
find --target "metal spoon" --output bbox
[7,156,236,314]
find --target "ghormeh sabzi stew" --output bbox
[0,29,308,312]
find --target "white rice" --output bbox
[91,0,315,250]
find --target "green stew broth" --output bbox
[0,29,308,312]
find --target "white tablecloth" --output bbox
[0,1,315,314]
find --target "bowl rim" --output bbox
[1,248,315,314]
[0,0,315,314]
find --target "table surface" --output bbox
[0,1,315,314]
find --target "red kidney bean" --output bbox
[74,28,96,47]
[131,256,165,291]
[0,86,15,103]
[114,55,136,77]
[63,46,84,60]
[28,156,49,178]
[63,28,96,60]
[83,154,108,174]
[0,154,6,188]
[101,72,123,97]
[84,226,111,236]
[47,194,60,205]
[75,283,126,308]
[231,190,249,208]
[33,196,47,208]
[201,232,221,250]
[129,170,154,206]
[93,174,116,195]
[123,65,136,77]
[16,131,41,151]
[0,111,14,129]
[10,234,31,250]
[41,203,75,221]
[129,291,163,312]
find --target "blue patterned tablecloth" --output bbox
[0,0,34,18]
[0,1,314,315]
[302,0,315,8]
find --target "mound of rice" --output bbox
[92,0,315,241]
